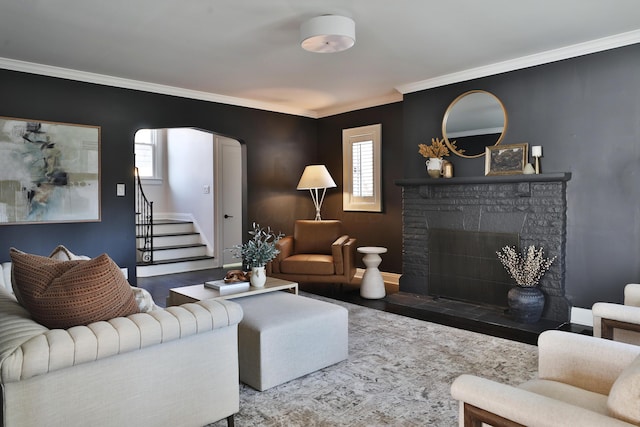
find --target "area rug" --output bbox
[208,293,538,426]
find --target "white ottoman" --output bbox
[234,291,348,391]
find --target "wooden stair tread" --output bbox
[152,219,193,225]
[136,231,199,238]
[136,243,206,252]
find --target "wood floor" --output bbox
[136,269,591,345]
[137,268,228,307]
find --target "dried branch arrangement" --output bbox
[418,137,465,158]
[496,245,556,287]
[418,137,450,158]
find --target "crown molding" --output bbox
[2,29,638,118]
[0,57,318,118]
[315,91,404,118]
[396,29,640,94]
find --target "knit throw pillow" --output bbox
[11,246,89,305]
[9,249,139,329]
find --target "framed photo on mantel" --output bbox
[485,142,529,176]
[0,116,101,224]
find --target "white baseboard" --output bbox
[570,307,593,327]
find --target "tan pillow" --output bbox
[9,249,139,329]
[132,287,157,312]
[608,354,640,424]
[48,245,91,261]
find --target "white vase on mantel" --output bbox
[250,266,267,288]
[426,158,443,178]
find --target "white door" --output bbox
[217,137,243,266]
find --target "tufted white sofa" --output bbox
[0,262,243,427]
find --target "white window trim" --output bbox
[140,177,164,186]
[135,128,164,184]
[342,124,382,212]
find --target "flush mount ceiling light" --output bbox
[300,15,355,53]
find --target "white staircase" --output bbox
[136,219,216,277]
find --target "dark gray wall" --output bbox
[403,43,640,308]
[1,42,638,308]
[0,70,317,284]
[317,102,404,273]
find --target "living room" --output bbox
[1,31,639,315]
[1,2,640,425]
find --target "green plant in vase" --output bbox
[231,222,283,288]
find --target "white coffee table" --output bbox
[167,276,298,306]
[357,246,387,299]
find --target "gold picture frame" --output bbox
[485,143,529,176]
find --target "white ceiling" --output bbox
[1,0,639,118]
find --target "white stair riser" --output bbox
[152,246,207,261]
[137,234,201,247]
[152,222,195,235]
[137,258,218,277]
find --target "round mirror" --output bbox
[442,90,508,158]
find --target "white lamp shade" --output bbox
[532,146,542,157]
[297,165,336,190]
[300,15,355,53]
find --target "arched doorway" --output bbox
[134,128,243,277]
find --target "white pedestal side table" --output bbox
[357,246,388,299]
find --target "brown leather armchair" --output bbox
[267,220,357,284]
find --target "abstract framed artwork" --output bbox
[0,117,101,224]
[485,142,529,176]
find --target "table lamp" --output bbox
[532,146,542,174]
[297,165,336,220]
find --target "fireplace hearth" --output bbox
[397,173,571,323]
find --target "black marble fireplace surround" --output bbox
[397,173,572,323]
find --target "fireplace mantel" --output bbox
[396,172,571,187]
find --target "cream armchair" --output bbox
[451,330,640,426]
[267,220,356,285]
[593,284,640,344]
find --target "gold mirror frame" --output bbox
[441,90,508,159]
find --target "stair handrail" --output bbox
[135,167,154,264]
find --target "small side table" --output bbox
[357,246,388,299]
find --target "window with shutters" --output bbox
[342,124,382,212]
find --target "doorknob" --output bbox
[224,214,233,218]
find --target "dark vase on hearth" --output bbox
[507,286,545,323]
